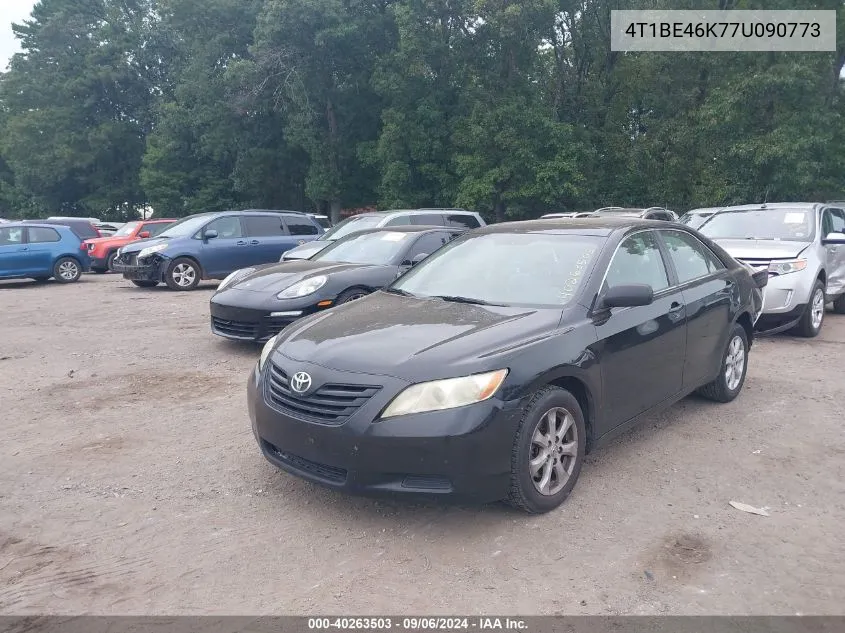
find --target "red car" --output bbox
[84,219,176,273]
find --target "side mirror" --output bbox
[822,231,845,245]
[411,252,429,265]
[138,231,150,239]
[603,284,654,308]
[204,229,219,240]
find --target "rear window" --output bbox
[283,216,320,236]
[28,227,61,243]
[64,221,98,239]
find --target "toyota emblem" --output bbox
[290,371,312,394]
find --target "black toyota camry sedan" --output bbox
[210,225,464,341]
[247,218,766,513]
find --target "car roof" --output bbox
[348,209,473,218]
[3,222,71,230]
[711,202,821,212]
[476,217,682,237]
[338,225,465,236]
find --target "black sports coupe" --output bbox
[210,225,464,341]
[247,218,766,513]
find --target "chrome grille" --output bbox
[265,361,380,425]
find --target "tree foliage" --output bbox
[1,0,843,220]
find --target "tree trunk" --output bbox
[494,198,506,223]
[330,199,342,224]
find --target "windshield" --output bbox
[113,221,140,237]
[393,233,602,307]
[699,208,816,242]
[314,231,412,265]
[592,208,640,215]
[156,214,214,238]
[322,215,384,241]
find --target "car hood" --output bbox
[283,240,332,260]
[711,239,810,260]
[228,260,390,292]
[274,291,561,380]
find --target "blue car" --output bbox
[0,222,90,284]
[112,210,324,290]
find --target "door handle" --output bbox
[236,240,248,246]
[17,247,29,252]
[250,240,260,245]
[668,302,685,321]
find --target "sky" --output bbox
[1,0,36,70]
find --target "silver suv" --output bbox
[280,209,485,261]
[698,203,845,336]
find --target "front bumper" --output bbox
[210,301,321,342]
[89,256,109,270]
[247,357,521,503]
[113,254,164,282]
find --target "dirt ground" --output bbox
[0,273,843,615]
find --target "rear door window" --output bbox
[446,214,481,229]
[410,213,445,226]
[283,216,320,236]
[661,230,725,283]
[244,215,287,237]
[27,227,61,243]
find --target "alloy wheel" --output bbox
[529,407,578,496]
[811,288,825,330]
[724,335,746,391]
[172,263,196,288]
[58,261,78,280]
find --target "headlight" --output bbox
[277,275,327,299]
[138,243,168,259]
[768,259,807,276]
[258,335,279,373]
[381,369,508,418]
[218,268,255,292]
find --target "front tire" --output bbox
[336,287,369,304]
[507,387,586,514]
[106,251,118,271]
[132,280,159,288]
[697,323,748,403]
[53,257,81,283]
[792,280,825,337]
[165,257,201,291]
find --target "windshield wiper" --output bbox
[431,295,503,307]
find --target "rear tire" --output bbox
[131,280,158,288]
[506,387,586,514]
[53,257,81,283]
[697,323,748,403]
[791,280,825,337]
[833,294,845,315]
[165,257,201,291]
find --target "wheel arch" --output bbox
[736,311,754,350]
[543,374,597,454]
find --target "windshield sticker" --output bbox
[783,213,806,224]
[560,246,597,303]
[381,232,407,242]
